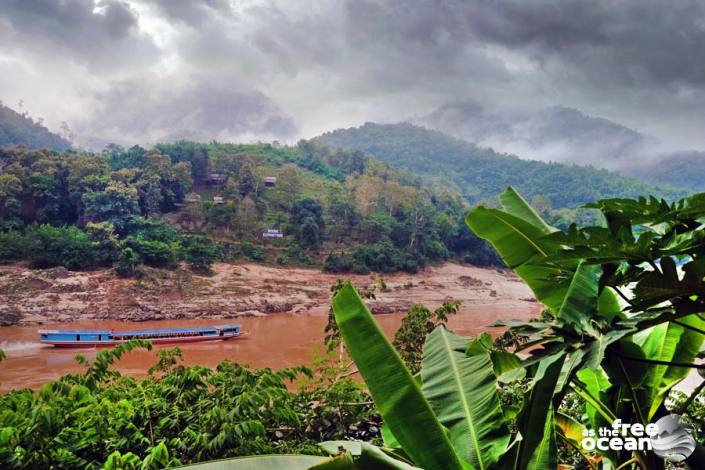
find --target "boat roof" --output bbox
[39,324,240,335]
[39,329,112,335]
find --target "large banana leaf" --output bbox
[332,283,465,470]
[465,206,553,267]
[466,207,567,311]
[468,187,623,317]
[554,414,600,469]
[573,368,618,468]
[557,262,600,336]
[316,441,420,469]
[597,287,624,322]
[499,186,555,234]
[178,455,328,469]
[554,413,586,447]
[490,350,526,383]
[633,256,705,309]
[635,314,705,418]
[420,327,510,470]
[501,352,564,470]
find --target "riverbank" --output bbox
[0,262,537,325]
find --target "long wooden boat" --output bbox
[38,324,241,348]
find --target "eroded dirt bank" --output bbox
[0,262,537,325]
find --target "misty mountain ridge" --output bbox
[415,102,654,170]
[2,96,702,193]
[624,150,705,190]
[316,121,685,209]
[0,102,71,152]
[416,102,705,191]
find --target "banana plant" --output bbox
[325,283,564,470]
[186,187,705,469]
[467,187,705,469]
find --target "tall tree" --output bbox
[82,182,140,232]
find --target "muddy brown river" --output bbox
[0,303,540,392]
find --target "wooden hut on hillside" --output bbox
[184,193,201,204]
[206,173,226,185]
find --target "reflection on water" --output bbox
[0,302,540,392]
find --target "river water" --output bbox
[0,304,541,392]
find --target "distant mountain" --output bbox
[316,122,684,209]
[415,103,651,170]
[0,103,71,151]
[624,151,705,191]
[416,103,705,193]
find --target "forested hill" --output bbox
[0,140,499,276]
[316,122,684,209]
[0,103,71,151]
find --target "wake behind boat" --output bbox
[38,324,241,348]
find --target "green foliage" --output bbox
[25,224,97,269]
[0,230,26,263]
[105,144,147,170]
[262,188,705,470]
[357,241,419,273]
[155,141,209,184]
[125,237,180,269]
[323,252,368,275]
[82,182,141,231]
[393,301,460,373]
[292,199,324,250]
[421,329,510,469]
[238,241,264,261]
[1,140,502,275]
[670,388,705,446]
[183,235,220,273]
[114,246,141,278]
[0,341,381,469]
[331,284,465,470]
[467,187,705,469]
[85,222,120,266]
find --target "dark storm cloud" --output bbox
[142,0,233,27]
[0,0,159,70]
[3,0,705,157]
[75,75,298,149]
[324,0,705,160]
[336,0,705,90]
[461,0,705,89]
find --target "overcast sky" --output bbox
[2,0,705,157]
